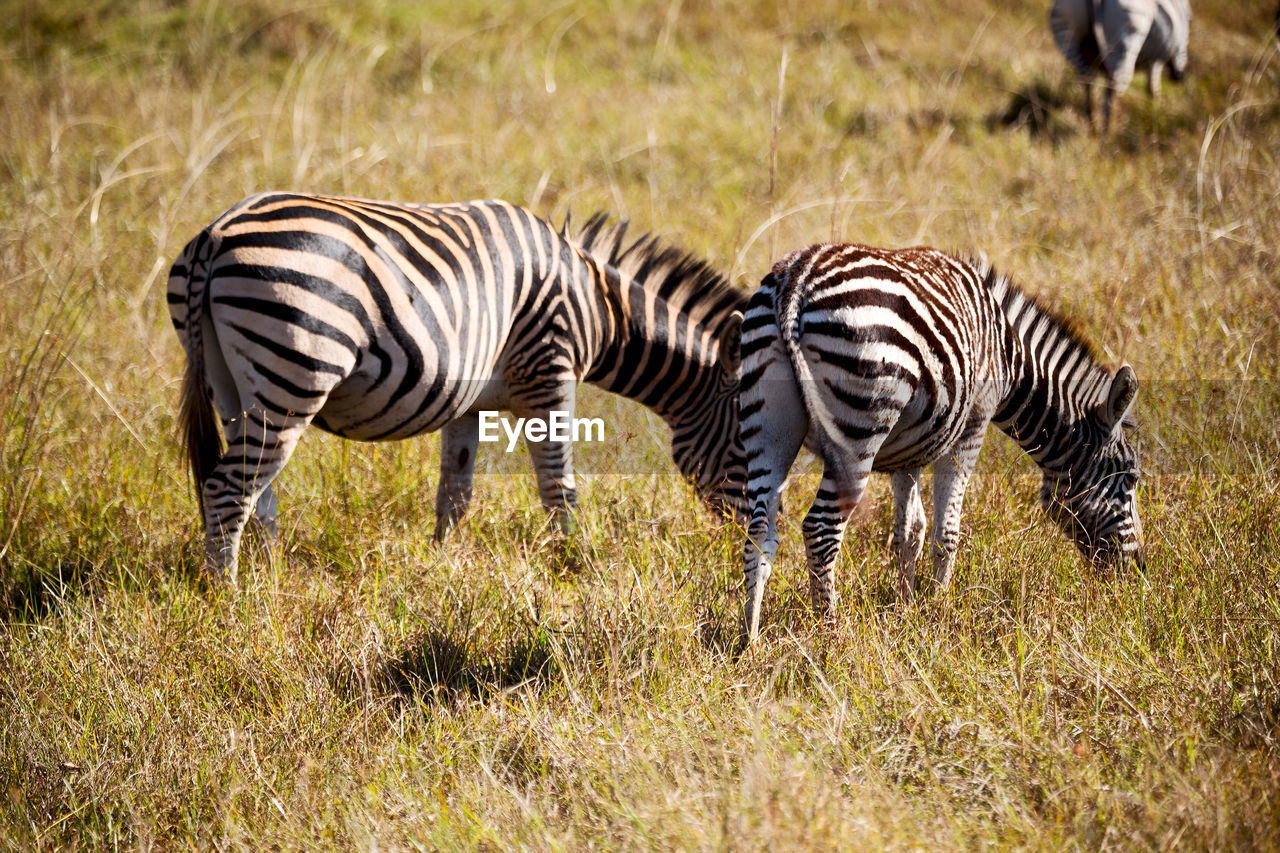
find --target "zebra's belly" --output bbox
[871,389,971,472]
[872,424,964,471]
[464,374,512,412]
[316,370,508,441]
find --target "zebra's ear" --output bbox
[1102,364,1139,430]
[718,311,744,374]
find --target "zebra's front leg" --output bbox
[434,413,480,542]
[929,437,985,592]
[515,382,579,535]
[889,468,927,603]
[801,465,870,624]
[526,431,576,534]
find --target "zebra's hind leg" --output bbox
[742,502,781,647]
[801,463,871,624]
[434,413,479,542]
[740,437,802,647]
[202,409,311,583]
[1100,81,1119,133]
[739,359,808,646]
[229,408,278,540]
[890,468,927,603]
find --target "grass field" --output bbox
[2,0,1278,848]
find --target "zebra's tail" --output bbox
[773,265,856,489]
[173,230,224,517]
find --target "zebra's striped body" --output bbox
[1050,0,1191,132]
[738,244,1143,642]
[169,192,746,580]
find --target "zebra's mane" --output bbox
[563,212,745,332]
[968,253,1111,373]
[970,254,1136,421]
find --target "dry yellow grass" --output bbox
[1,0,1278,848]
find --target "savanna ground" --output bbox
[2,0,1278,848]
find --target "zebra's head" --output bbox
[670,311,748,523]
[1040,365,1145,572]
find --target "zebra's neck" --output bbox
[568,217,744,424]
[583,282,725,418]
[989,274,1112,473]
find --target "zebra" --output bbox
[168,192,747,581]
[738,243,1144,642]
[1050,0,1191,132]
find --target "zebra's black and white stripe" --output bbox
[1050,0,1191,132]
[169,192,746,580]
[738,243,1144,642]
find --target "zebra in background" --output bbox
[1050,0,1191,132]
[738,243,1144,643]
[169,193,746,581]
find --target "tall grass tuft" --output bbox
[0,243,90,613]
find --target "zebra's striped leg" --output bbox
[739,361,808,646]
[434,413,480,542]
[742,484,786,647]
[928,437,985,592]
[1085,77,1105,133]
[1101,31,1145,134]
[890,468,927,603]
[801,464,870,623]
[252,482,279,539]
[526,433,577,534]
[1100,82,1118,133]
[742,510,779,646]
[202,411,311,582]
[211,410,280,561]
[1085,77,1099,132]
[513,382,578,535]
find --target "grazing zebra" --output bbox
[1050,0,1191,132]
[738,243,1144,642]
[169,192,747,581]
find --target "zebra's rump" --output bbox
[769,243,999,473]
[1050,0,1191,80]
